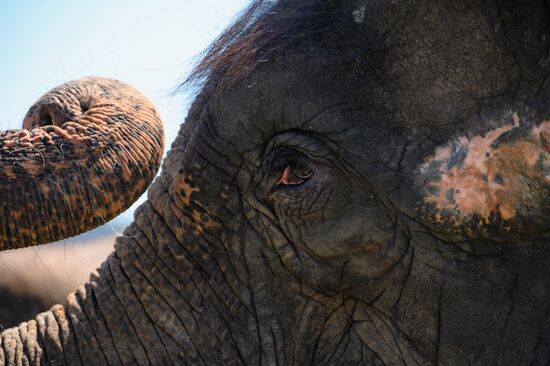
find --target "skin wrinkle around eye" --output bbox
[254,132,339,247]
[262,150,335,215]
[254,132,332,199]
[248,128,407,295]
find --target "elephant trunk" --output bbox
[0,77,164,249]
[0,85,251,364]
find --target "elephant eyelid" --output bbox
[275,164,314,187]
[257,133,330,196]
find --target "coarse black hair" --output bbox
[183,0,361,89]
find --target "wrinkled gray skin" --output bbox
[2,0,550,364]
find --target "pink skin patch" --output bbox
[419,113,550,226]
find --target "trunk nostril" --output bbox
[40,110,53,126]
[80,101,89,113]
[37,104,76,127]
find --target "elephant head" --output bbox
[1,0,550,365]
[0,77,164,249]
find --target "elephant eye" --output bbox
[259,147,318,196]
[276,163,314,187]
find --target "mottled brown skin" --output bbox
[0,77,164,248]
[2,1,550,365]
[419,112,550,240]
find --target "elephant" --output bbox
[1,0,550,364]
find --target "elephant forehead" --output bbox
[206,1,516,135]
[212,57,365,143]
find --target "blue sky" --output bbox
[0,0,249,233]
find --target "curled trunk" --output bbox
[0,77,164,249]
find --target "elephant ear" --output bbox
[0,77,164,249]
[417,111,550,241]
